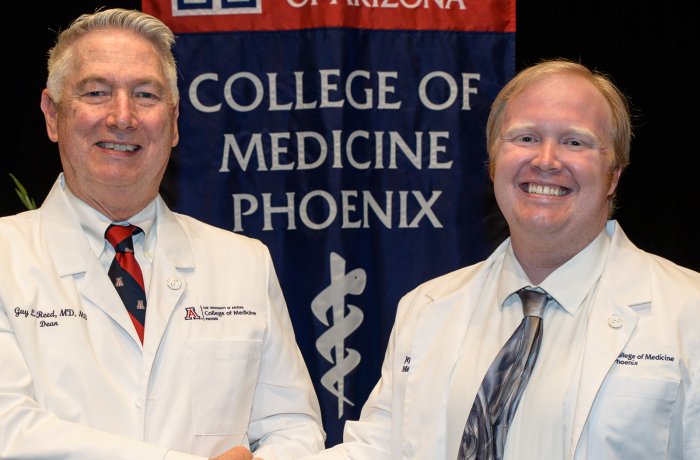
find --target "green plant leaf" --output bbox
[9,173,37,210]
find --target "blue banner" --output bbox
[144,0,515,446]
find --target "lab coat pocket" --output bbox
[186,339,263,435]
[587,375,679,459]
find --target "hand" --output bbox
[210,445,263,460]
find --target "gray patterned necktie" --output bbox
[458,287,550,460]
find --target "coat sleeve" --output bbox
[299,291,414,460]
[246,247,326,459]
[298,335,396,460]
[682,311,700,457]
[685,358,700,456]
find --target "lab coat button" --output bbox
[608,314,623,329]
[167,277,182,290]
[403,442,414,457]
[135,398,142,408]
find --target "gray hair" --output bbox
[46,8,178,103]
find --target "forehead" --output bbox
[68,29,165,83]
[504,73,611,128]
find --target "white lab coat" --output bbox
[0,178,325,460]
[303,221,700,459]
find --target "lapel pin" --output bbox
[608,314,623,329]
[166,277,182,290]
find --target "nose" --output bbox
[106,92,138,130]
[530,139,560,172]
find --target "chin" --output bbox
[515,215,570,236]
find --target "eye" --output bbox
[133,86,166,106]
[79,90,110,104]
[512,134,540,144]
[562,137,596,150]
[86,90,107,97]
[501,128,541,145]
[135,91,158,99]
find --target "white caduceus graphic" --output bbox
[311,252,366,419]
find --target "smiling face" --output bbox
[41,29,179,220]
[492,72,621,254]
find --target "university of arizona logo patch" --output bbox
[173,0,261,16]
[184,307,202,320]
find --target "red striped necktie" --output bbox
[105,223,147,343]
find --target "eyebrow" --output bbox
[504,122,599,138]
[75,76,167,93]
[75,76,109,91]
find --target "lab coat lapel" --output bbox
[140,200,193,370]
[41,181,139,342]
[569,222,649,458]
[398,266,489,460]
[443,241,508,458]
[444,277,501,458]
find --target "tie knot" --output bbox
[517,288,549,318]
[105,224,142,253]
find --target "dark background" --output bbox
[6,1,699,272]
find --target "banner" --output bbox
[143,0,515,446]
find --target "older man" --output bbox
[0,9,324,460]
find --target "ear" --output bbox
[171,102,180,148]
[607,167,622,196]
[40,90,59,143]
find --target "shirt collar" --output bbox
[61,173,158,259]
[497,229,611,315]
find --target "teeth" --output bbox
[98,142,138,152]
[527,183,566,196]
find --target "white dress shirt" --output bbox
[498,230,610,458]
[64,177,156,296]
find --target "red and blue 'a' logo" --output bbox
[184,307,202,320]
[173,0,261,15]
